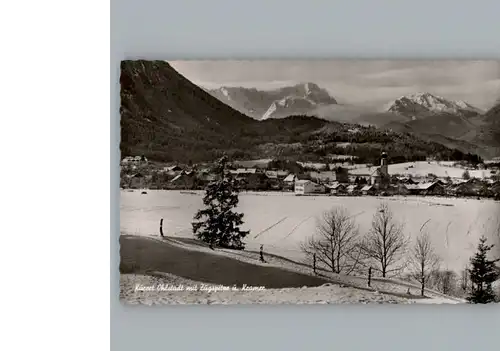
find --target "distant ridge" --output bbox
[209,82,337,120]
[385,92,482,118]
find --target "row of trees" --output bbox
[300,205,412,280]
[191,157,499,303]
[300,204,499,303]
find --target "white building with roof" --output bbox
[294,180,325,195]
[284,174,297,184]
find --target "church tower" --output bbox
[380,152,388,177]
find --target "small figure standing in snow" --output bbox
[313,253,317,275]
[407,288,411,295]
[368,267,372,287]
[159,218,164,238]
[260,244,265,263]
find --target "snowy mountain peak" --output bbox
[220,87,230,99]
[298,82,336,103]
[262,102,278,120]
[304,83,311,96]
[386,92,482,117]
[261,96,315,120]
[208,83,337,120]
[453,100,483,113]
[304,82,320,94]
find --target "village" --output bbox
[120,153,500,200]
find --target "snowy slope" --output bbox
[121,273,415,304]
[120,238,466,307]
[120,238,465,305]
[349,161,495,179]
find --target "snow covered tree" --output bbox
[192,156,249,250]
[360,203,409,278]
[301,207,363,275]
[466,236,499,304]
[410,231,441,296]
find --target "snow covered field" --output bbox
[120,190,500,274]
[349,161,494,179]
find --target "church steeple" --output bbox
[380,152,388,177]
[381,152,388,166]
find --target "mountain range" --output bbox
[208,83,499,159]
[385,92,483,119]
[120,60,490,163]
[208,83,337,120]
[381,93,499,158]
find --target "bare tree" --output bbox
[301,207,362,275]
[360,203,409,278]
[431,270,458,296]
[460,266,470,293]
[494,219,500,266]
[410,231,441,296]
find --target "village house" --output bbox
[309,171,337,183]
[421,181,446,196]
[234,168,269,190]
[326,182,346,195]
[283,174,297,189]
[310,167,349,184]
[265,171,278,180]
[196,169,216,186]
[346,184,360,195]
[264,171,282,190]
[121,156,134,164]
[404,181,445,196]
[234,168,259,180]
[294,180,326,195]
[247,173,270,190]
[170,170,197,189]
[164,165,183,175]
[392,183,411,195]
[448,178,468,191]
[452,178,490,197]
[276,170,290,179]
[393,176,417,185]
[121,155,148,165]
[361,185,376,195]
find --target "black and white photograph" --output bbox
[119,59,500,305]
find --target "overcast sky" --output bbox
[169,60,500,110]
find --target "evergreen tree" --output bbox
[462,169,471,180]
[466,236,499,304]
[192,156,249,250]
